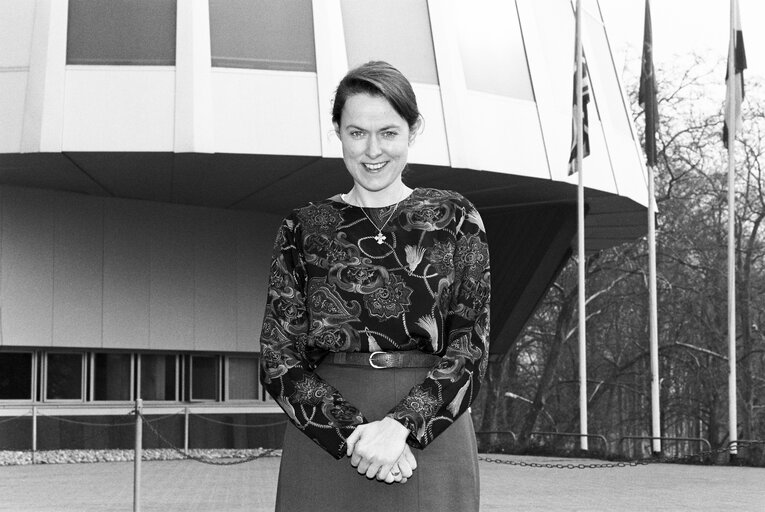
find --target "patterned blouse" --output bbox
[259,187,491,460]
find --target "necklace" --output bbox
[342,189,408,244]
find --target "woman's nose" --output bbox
[366,135,382,158]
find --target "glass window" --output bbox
[456,0,534,99]
[0,352,33,400]
[190,355,219,401]
[45,353,84,401]
[341,0,438,84]
[209,0,316,71]
[140,354,178,401]
[93,353,132,401]
[227,357,258,400]
[67,0,176,65]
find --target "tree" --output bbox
[475,56,765,463]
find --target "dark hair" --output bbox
[332,61,421,131]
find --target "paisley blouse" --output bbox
[259,187,491,460]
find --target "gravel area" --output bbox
[0,448,281,466]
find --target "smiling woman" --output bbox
[259,62,491,511]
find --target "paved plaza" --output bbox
[1,455,763,511]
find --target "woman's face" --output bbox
[334,93,415,196]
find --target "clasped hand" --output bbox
[346,417,417,484]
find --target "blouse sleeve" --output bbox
[259,215,367,459]
[386,202,491,449]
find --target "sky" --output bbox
[600,0,765,84]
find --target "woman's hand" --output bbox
[346,417,410,480]
[380,445,417,484]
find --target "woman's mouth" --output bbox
[363,162,387,172]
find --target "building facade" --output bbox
[0,0,647,450]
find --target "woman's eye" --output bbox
[382,131,398,138]
[350,131,365,139]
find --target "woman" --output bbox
[260,61,490,511]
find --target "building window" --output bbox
[139,354,178,401]
[226,356,258,401]
[189,355,219,401]
[0,352,33,400]
[340,0,438,85]
[456,0,534,99]
[67,0,177,65]
[93,353,132,401]
[45,353,85,401]
[209,0,316,71]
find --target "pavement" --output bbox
[1,455,764,511]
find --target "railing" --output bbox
[618,436,711,459]
[531,431,609,453]
[0,403,285,459]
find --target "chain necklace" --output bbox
[342,189,408,244]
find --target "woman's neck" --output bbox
[346,184,413,208]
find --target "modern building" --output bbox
[0,0,647,451]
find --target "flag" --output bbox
[723,0,746,149]
[639,0,658,167]
[568,60,591,175]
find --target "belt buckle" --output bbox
[368,351,387,369]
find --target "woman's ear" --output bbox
[409,118,422,145]
[333,122,341,139]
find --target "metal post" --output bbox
[726,0,738,462]
[184,407,190,455]
[32,406,38,464]
[648,164,662,456]
[574,0,588,452]
[134,399,143,512]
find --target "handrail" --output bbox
[530,431,609,452]
[618,436,711,455]
[475,430,518,443]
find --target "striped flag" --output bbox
[568,60,591,175]
[639,0,658,167]
[723,0,746,149]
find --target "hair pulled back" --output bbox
[332,61,421,131]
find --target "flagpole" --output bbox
[642,0,662,458]
[726,0,738,460]
[574,0,588,452]
[647,163,661,456]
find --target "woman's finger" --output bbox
[365,462,381,479]
[396,457,413,479]
[356,460,371,475]
[403,445,417,470]
[345,428,362,457]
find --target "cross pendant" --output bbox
[374,231,386,244]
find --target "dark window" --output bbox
[209,0,316,71]
[46,353,84,401]
[227,357,258,400]
[94,353,132,401]
[67,0,177,65]
[0,352,33,400]
[190,355,218,401]
[140,354,178,401]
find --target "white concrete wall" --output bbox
[0,186,281,353]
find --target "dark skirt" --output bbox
[274,360,480,512]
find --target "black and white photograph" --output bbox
[0,1,763,510]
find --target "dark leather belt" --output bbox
[328,351,440,369]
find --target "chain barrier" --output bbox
[191,414,288,429]
[478,445,736,470]
[0,411,31,425]
[139,412,280,466]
